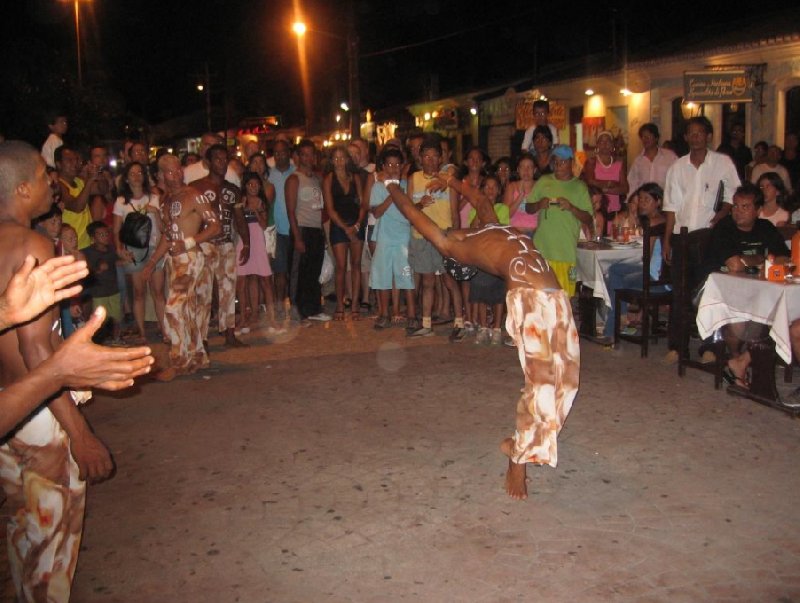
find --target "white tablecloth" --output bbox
[576,244,642,307]
[696,272,800,363]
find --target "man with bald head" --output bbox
[0,141,114,601]
[142,154,221,381]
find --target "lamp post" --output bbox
[62,0,91,87]
[292,11,360,140]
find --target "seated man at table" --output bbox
[703,183,790,389]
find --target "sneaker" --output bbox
[408,326,434,338]
[474,327,490,345]
[449,327,467,343]
[781,387,800,409]
[405,318,421,336]
[490,329,503,346]
[308,312,332,322]
[662,350,679,365]
[700,350,717,364]
[621,326,638,336]
[374,316,391,330]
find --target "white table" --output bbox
[576,243,642,308]
[696,272,800,364]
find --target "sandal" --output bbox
[343,299,352,310]
[360,301,370,312]
[374,316,391,330]
[391,315,406,328]
[722,366,749,390]
[333,311,345,321]
[350,311,361,321]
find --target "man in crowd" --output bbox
[627,123,678,193]
[0,141,114,601]
[189,144,249,348]
[717,121,752,181]
[525,144,593,297]
[521,99,560,153]
[379,169,579,500]
[56,145,106,248]
[750,144,793,192]
[662,116,741,364]
[701,183,794,400]
[268,138,296,313]
[142,154,221,381]
[285,139,330,323]
[183,132,241,187]
[406,134,465,340]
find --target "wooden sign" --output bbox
[683,70,751,103]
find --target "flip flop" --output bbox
[722,367,749,390]
[333,311,345,321]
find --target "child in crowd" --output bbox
[467,175,510,345]
[582,185,607,241]
[82,221,122,343]
[59,223,86,337]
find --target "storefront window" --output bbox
[786,86,800,136]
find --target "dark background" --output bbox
[0,0,782,145]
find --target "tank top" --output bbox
[594,158,623,213]
[331,172,360,223]
[410,171,452,239]
[295,171,323,228]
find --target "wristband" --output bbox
[184,237,196,250]
[384,179,400,186]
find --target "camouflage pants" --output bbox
[196,242,218,341]
[165,250,207,372]
[0,406,86,603]
[505,287,580,467]
[213,242,237,332]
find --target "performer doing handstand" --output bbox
[379,171,580,500]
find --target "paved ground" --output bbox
[4,318,800,602]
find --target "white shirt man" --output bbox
[627,124,678,193]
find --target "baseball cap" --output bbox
[551,145,574,160]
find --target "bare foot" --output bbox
[500,438,528,500]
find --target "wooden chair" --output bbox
[613,221,672,357]
[673,227,726,388]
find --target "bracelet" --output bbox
[384,178,400,186]
[184,236,196,250]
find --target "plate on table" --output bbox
[607,241,641,249]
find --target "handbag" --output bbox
[264,225,277,258]
[319,246,334,284]
[120,204,152,249]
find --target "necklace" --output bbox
[596,154,613,169]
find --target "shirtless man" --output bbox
[142,154,221,382]
[0,255,154,436]
[379,170,580,500]
[0,141,115,601]
[189,144,249,347]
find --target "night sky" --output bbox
[1,0,784,138]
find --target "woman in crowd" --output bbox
[756,171,791,227]
[493,156,512,193]
[529,125,554,181]
[504,153,539,238]
[112,161,165,344]
[582,130,629,228]
[611,190,641,236]
[322,145,367,320]
[468,174,509,345]
[458,147,489,329]
[236,172,276,329]
[582,185,607,241]
[600,183,666,342]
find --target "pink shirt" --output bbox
[508,185,538,231]
[594,158,623,213]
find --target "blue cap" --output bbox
[551,144,574,160]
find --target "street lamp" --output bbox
[291,13,360,140]
[61,0,91,87]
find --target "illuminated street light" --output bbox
[196,84,204,92]
[61,0,91,87]
[292,9,360,140]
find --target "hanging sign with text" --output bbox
[683,70,751,103]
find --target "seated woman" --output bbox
[581,130,629,232]
[581,185,607,241]
[600,183,667,342]
[756,171,791,227]
[611,190,640,238]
